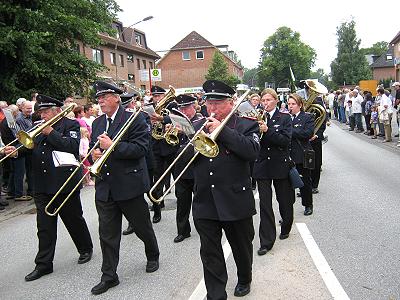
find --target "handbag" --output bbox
[303,149,315,170]
[288,166,304,189]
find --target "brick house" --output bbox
[370,31,400,82]
[79,20,160,92]
[156,31,243,89]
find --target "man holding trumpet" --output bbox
[4,95,93,281]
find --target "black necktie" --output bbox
[266,112,270,123]
[107,117,113,133]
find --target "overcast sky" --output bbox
[116,0,398,73]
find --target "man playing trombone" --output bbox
[191,80,260,299]
[166,94,205,243]
[4,95,93,281]
[89,81,159,295]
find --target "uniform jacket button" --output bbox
[210,172,213,175]
[211,184,215,188]
[106,172,110,176]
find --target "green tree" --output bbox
[205,51,240,89]
[0,0,120,102]
[242,67,258,87]
[330,19,372,86]
[360,41,389,56]
[258,26,316,89]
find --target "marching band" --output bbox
[1,78,328,298]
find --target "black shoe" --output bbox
[146,260,159,273]
[91,279,119,295]
[234,283,251,297]
[78,250,93,264]
[0,200,9,206]
[122,224,134,235]
[25,268,53,281]
[395,134,399,137]
[174,233,190,243]
[304,206,313,216]
[279,233,289,240]
[312,188,319,194]
[152,214,161,223]
[257,247,269,256]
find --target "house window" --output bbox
[386,54,393,61]
[149,61,153,69]
[127,54,133,62]
[92,49,103,64]
[135,34,142,45]
[196,50,204,60]
[136,58,141,70]
[142,60,147,69]
[128,74,135,81]
[110,52,116,65]
[119,54,124,67]
[182,51,190,60]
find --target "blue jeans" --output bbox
[339,107,346,123]
[8,157,25,197]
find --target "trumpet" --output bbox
[0,105,75,164]
[149,89,251,203]
[45,107,143,216]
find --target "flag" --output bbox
[289,65,296,82]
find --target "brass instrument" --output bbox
[0,105,75,164]
[151,86,176,139]
[45,108,143,216]
[149,89,251,203]
[164,126,179,146]
[297,79,328,134]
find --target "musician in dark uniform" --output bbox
[253,88,294,256]
[5,95,93,281]
[287,94,315,215]
[168,94,205,243]
[90,82,159,295]
[191,80,260,299]
[298,80,327,194]
[149,85,178,223]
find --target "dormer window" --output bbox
[386,54,393,61]
[135,34,142,46]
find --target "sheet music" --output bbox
[52,151,80,167]
[237,101,259,119]
[142,104,156,117]
[169,110,195,136]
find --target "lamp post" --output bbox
[114,16,153,82]
[251,68,267,89]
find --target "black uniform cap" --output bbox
[151,85,166,95]
[176,94,196,107]
[36,94,64,110]
[93,81,124,98]
[202,80,235,100]
[120,92,138,107]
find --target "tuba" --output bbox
[151,86,177,139]
[297,79,328,134]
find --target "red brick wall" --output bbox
[157,48,243,89]
[373,67,396,81]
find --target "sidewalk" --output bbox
[330,118,400,151]
[0,195,36,223]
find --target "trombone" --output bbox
[149,89,251,203]
[45,107,143,216]
[0,104,75,163]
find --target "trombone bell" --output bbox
[16,131,35,149]
[193,133,219,158]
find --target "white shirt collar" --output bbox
[266,107,277,117]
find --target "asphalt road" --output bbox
[0,121,399,300]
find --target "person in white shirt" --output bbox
[352,89,364,132]
[327,91,335,119]
[81,104,96,128]
[377,87,393,142]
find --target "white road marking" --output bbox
[296,223,350,300]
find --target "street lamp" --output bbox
[251,68,267,89]
[114,16,154,81]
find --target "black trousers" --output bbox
[151,153,175,212]
[34,192,93,270]
[296,164,313,207]
[194,218,254,300]
[310,139,322,189]
[95,194,159,281]
[257,178,294,250]
[175,178,194,236]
